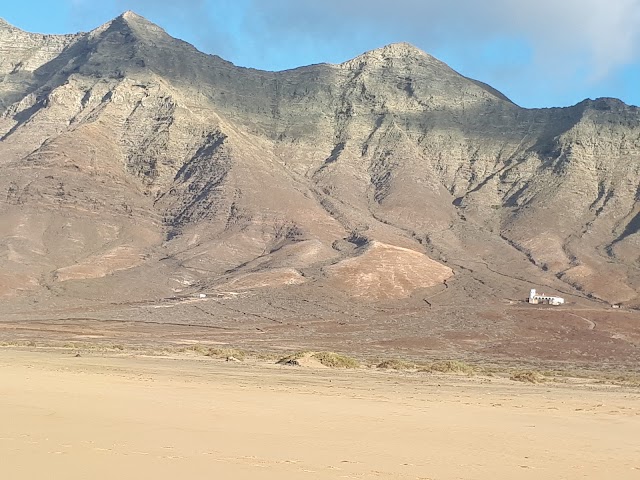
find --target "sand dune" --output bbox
[1,349,639,479]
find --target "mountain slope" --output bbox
[0,12,638,314]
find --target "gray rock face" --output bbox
[0,12,638,310]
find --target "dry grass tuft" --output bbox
[207,348,247,361]
[180,344,210,355]
[609,374,640,387]
[312,352,360,369]
[277,351,360,369]
[276,351,311,365]
[175,344,248,360]
[376,359,416,371]
[510,370,546,383]
[421,360,475,375]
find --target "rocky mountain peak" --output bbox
[0,17,78,39]
[112,10,166,35]
[121,10,144,21]
[581,97,633,112]
[337,41,514,106]
[369,42,430,59]
[95,10,168,42]
[117,10,164,31]
[0,17,12,29]
[0,18,81,81]
[342,42,436,68]
[0,18,26,38]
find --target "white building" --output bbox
[528,288,565,306]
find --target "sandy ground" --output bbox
[1,349,640,479]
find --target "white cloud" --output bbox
[249,0,640,77]
[241,0,640,105]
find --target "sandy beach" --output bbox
[1,348,639,479]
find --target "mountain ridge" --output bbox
[0,12,638,323]
[2,12,632,108]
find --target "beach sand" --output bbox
[1,349,639,479]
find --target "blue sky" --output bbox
[2,0,639,108]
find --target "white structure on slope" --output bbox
[528,288,565,306]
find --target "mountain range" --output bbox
[1,11,638,329]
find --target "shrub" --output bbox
[510,370,546,383]
[612,374,640,387]
[312,352,360,369]
[376,359,416,370]
[276,351,311,365]
[277,351,359,369]
[420,360,475,375]
[207,347,247,360]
